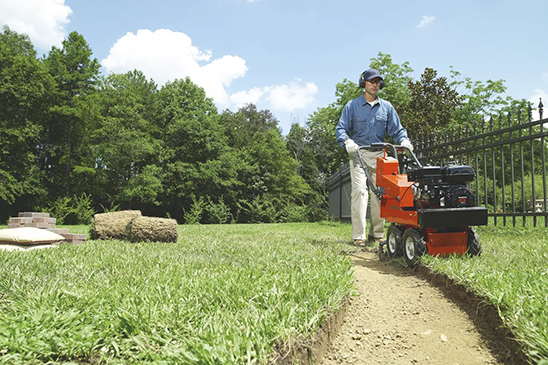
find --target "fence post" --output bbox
[474,121,480,206]
[518,108,526,226]
[509,111,516,226]
[482,118,488,212]
[490,117,497,226]
[499,114,506,226]
[528,105,537,227]
[540,98,547,227]
[465,125,470,166]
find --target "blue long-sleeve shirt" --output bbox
[335,95,409,148]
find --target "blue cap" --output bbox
[363,68,383,81]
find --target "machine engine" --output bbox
[357,143,487,266]
[407,165,476,210]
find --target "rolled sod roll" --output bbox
[90,210,142,240]
[127,216,178,243]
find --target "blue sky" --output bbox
[1,0,547,134]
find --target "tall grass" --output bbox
[0,222,353,364]
[422,218,548,364]
[4,220,546,363]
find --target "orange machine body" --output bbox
[377,156,417,226]
[376,154,469,256]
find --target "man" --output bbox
[335,68,413,246]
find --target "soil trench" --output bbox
[315,249,522,365]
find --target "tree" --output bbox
[222,104,312,222]
[86,70,162,210]
[306,80,359,176]
[419,67,536,189]
[157,78,240,221]
[0,26,53,216]
[401,68,462,140]
[285,123,318,188]
[41,31,101,199]
[449,66,516,127]
[285,123,327,221]
[305,109,340,177]
[369,52,414,112]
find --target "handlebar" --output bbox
[353,142,422,200]
[359,142,422,169]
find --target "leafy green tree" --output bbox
[222,104,312,222]
[306,80,359,176]
[285,123,320,190]
[449,66,522,127]
[41,31,100,198]
[369,52,414,111]
[401,68,462,140]
[415,67,537,188]
[285,123,327,221]
[415,68,540,193]
[157,78,240,222]
[0,26,53,216]
[86,70,162,210]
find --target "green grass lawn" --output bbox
[422,218,548,364]
[1,220,547,364]
[0,223,353,364]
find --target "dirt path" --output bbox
[317,249,521,365]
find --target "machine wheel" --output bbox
[402,229,427,267]
[386,224,403,258]
[466,227,482,256]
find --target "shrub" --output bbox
[70,193,95,225]
[205,197,232,224]
[48,196,72,225]
[238,196,278,223]
[184,198,205,224]
[277,203,308,223]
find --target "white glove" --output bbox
[344,139,359,154]
[400,139,414,152]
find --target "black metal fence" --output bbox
[329,100,548,227]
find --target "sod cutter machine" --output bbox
[357,143,488,266]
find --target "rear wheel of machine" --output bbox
[403,229,427,267]
[386,224,403,258]
[466,227,482,256]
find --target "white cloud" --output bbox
[530,89,547,121]
[0,0,72,49]
[230,87,267,106]
[102,29,247,106]
[102,29,317,112]
[229,80,318,112]
[417,15,435,29]
[266,80,318,112]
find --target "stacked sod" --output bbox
[90,210,178,243]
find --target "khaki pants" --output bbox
[349,150,385,240]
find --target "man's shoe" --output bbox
[367,235,383,243]
[353,239,365,247]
